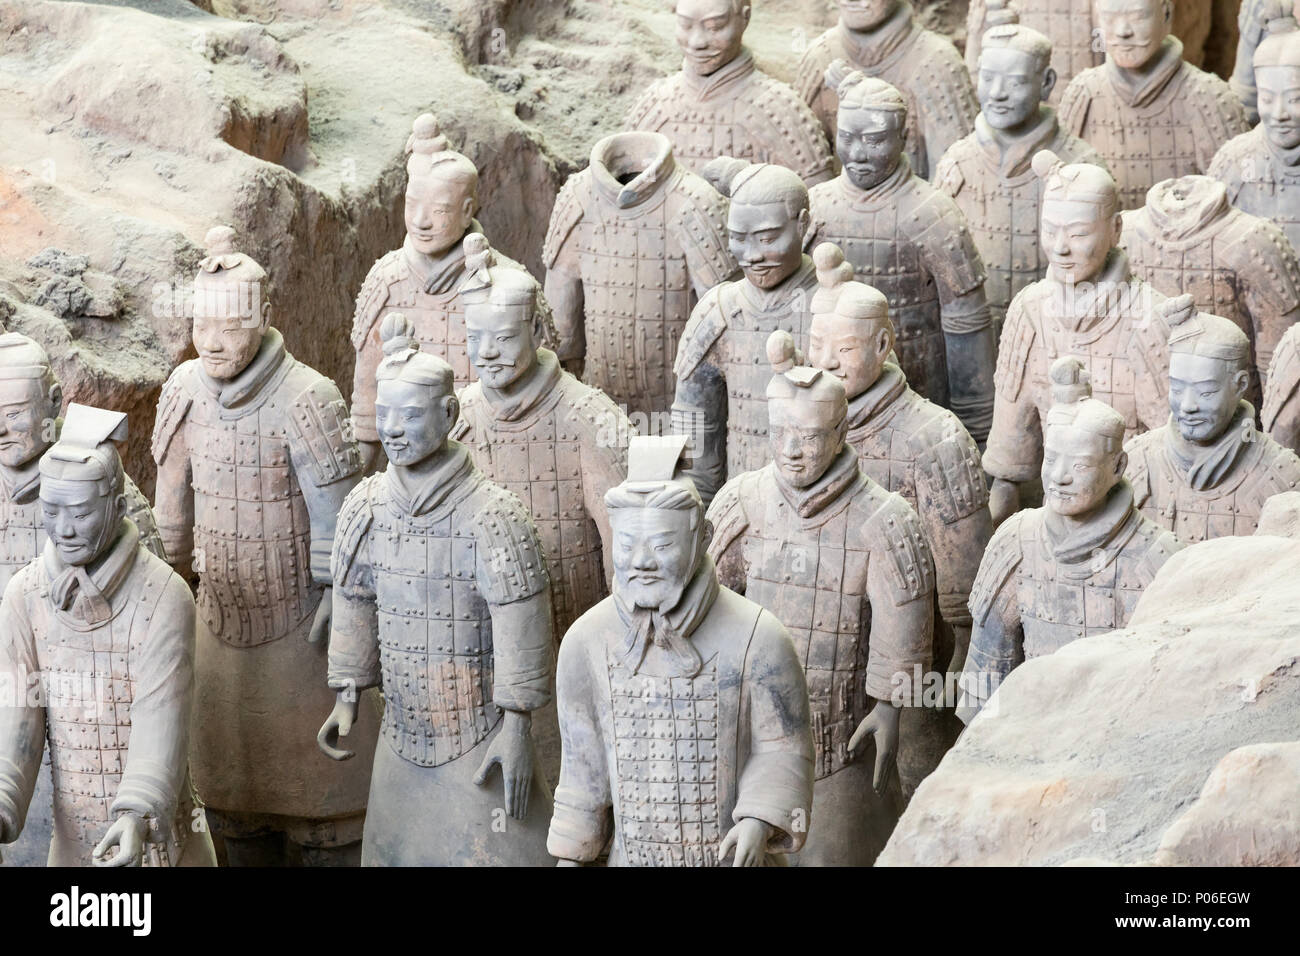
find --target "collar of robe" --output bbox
[615,552,720,679]
[774,443,862,520]
[479,348,564,424]
[386,440,477,518]
[43,518,140,627]
[1104,36,1184,109]
[401,220,484,295]
[836,1,916,69]
[1042,477,1140,567]
[1165,401,1255,492]
[975,106,1062,179]
[679,47,756,101]
[846,362,908,433]
[198,326,289,410]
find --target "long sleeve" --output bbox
[0,575,45,844]
[542,182,588,365]
[915,447,992,632]
[151,375,194,572]
[328,484,381,691]
[703,475,751,594]
[733,611,815,854]
[576,390,631,588]
[671,358,728,507]
[956,516,1025,724]
[862,501,935,702]
[111,569,194,831]
[1239,221,1300,383]
[983,297,1044,482]
[547,632,612,862]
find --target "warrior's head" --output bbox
[1166,308,1251,445]
[669,0,749,77]
[38,404,127,567]
[704,157,810,290]
[460,236,556,392]
[1042,357,1128,519]
[825,63,907,191]
[807,243,894,401]
[766,329,848,490]
[978,21,1056,135]
[375,312,459,470]
[1255,20,1300,152]
[404,113,479,257]
[192,225,271,383]
[1033,149,1122,285]
[1096,0,1172,72]
[0,333,61,471]
[837,0,898,33]
[605,435,709,612]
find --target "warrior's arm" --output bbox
[916,466,992,670]
[152,420,194,576]
[580,415,630,591]
[0,580,45,844]
[548,636,612,863]
[671,359,728,508]
[939,290,997,444]
[544,258,586,370]
[703,479,750,594]
[956,527,1024,724]
[488,592,554,713]
[328,491,381,692]
[862,516,936,706]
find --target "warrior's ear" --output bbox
[1040,66,1057,102]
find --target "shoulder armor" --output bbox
[995,292,1037,401]
[746,77,834,183]
[564,379,631,470]
[472,485,551,606]
[910,183,986,294]
[1126,286,1174,405]
[1254,439,1300,496]
[1264,325,1300,433]
[933,147,966,199]
[286,378,363,486]
[1057,72,1095,136]
[624,76,675,131]
[1122,431,1161,510]
[793,31,836,105]
[123,473,166,561]
[1133,521,1182,585]
[968,512,1026,625]
[543,175,587,270]
[901,31,979,132]
[674,284,734,380]
[1237,215,1300,315]
[350,253,398,350]
[704,473,753,560]
[877,494,936,605]
[914,420,989,523]
[1188,68,1252,148]
[151,365,194,465]
[671,172,738,290]
[331,478,376,587]
[448,383,484,444]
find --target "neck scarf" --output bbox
[774,444,862,519]
[44,518,139,627]
[1165,401,1254,492]
[615,552,720,679]
[1104,35,1184,109]
[479,348,564,424]
[198,326,289,410]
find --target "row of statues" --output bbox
[4,0,1300,867]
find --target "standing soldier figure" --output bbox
[153,226,376,866]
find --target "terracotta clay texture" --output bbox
[0,405,215,867]
[984,152,1189,522]
[624,1,832,185]
[543,131,739,424]
[795,1,977,181]
[548,435,814,867]
[1229,0,1298,123]
[1210,21,1300,256]
[1058,0,1250,212]
[707,332,935,864]
[1263,322,1300,451]
[671,159,820,505]
[1125,309,1300,543]
[152,228,376,864]
[964,0,1100,106]
[958,357,1183,723]
[1119,175,1300,409]
[324,316,555,866]
[808,68,996,442]
[936,21,1108,338]
[805,244,991,794]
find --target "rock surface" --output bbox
[879,493,1300,866]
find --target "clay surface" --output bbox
[549,435,814,866]
[1263,321,1300,450]
[1229,0,1299,121]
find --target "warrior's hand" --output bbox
[92,813,147,868]
[719,818,772,867]
[848,699,902,796]
[307,587,333,645]
[473,710,535,820]
[317,693,359,761]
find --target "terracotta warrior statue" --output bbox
[1124,309,1300,542]
[1120,175,1300,410]
[808,67,996,442]
[795,0,977,181]
[806,244,990,789]
[548,435,814,867]
[153,226,377,866]
[1058,0,1250,212]
[0,405,215,867]
[965,0,1099,106]
[319,315,555,866]
[707,332,934,864]
[985,151,1191,527]
[935,20,1107,340]
[625,0,832,185]
[1210,20,1300,256]
[351,114,527,472]
[1229,0,1298,123]
[671,159,819,505]
[542,131,739,424]
[1264,322,1300,451]
[957,357,1182,723]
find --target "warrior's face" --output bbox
[465,302,539,391]
[837,0,897,32]
[837,108,905,191]
[1169,351,1248,445]
[1256,66,1300,151]
[405,173,475,257]
[376,378,459,469]
[1096,0,1169,72]
[610,505,700,610]
[808,312,892,401]
[768,397,846,490]
[1040,197,1120,285]
[978,47,1052,133]
[192,277,269,382]
[0,378,57,469]
[1042,423,1124,518]
[40,476,123,567]
[727,200,808,290]
[674,0,749,77]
